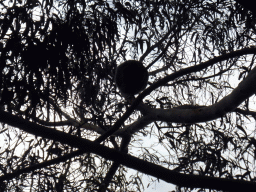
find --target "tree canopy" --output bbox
[1,0,256,191]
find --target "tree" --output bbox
[0,0,256,191]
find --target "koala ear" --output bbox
[115,60,148,97]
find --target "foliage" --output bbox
[0,0,256,191]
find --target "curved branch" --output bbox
[2,48,256,189]
[0,110,255,191]
[98,48,256,141]
[150,63,256,123]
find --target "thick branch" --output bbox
[99,48,256,141]
[0,110,255,191]
[151,64,256,123]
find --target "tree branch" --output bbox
[151,63,256,123]
[98,48,256,140]
[0,110,255,191]
[98,135,131,191]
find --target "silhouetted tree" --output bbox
[0,0,256,191]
